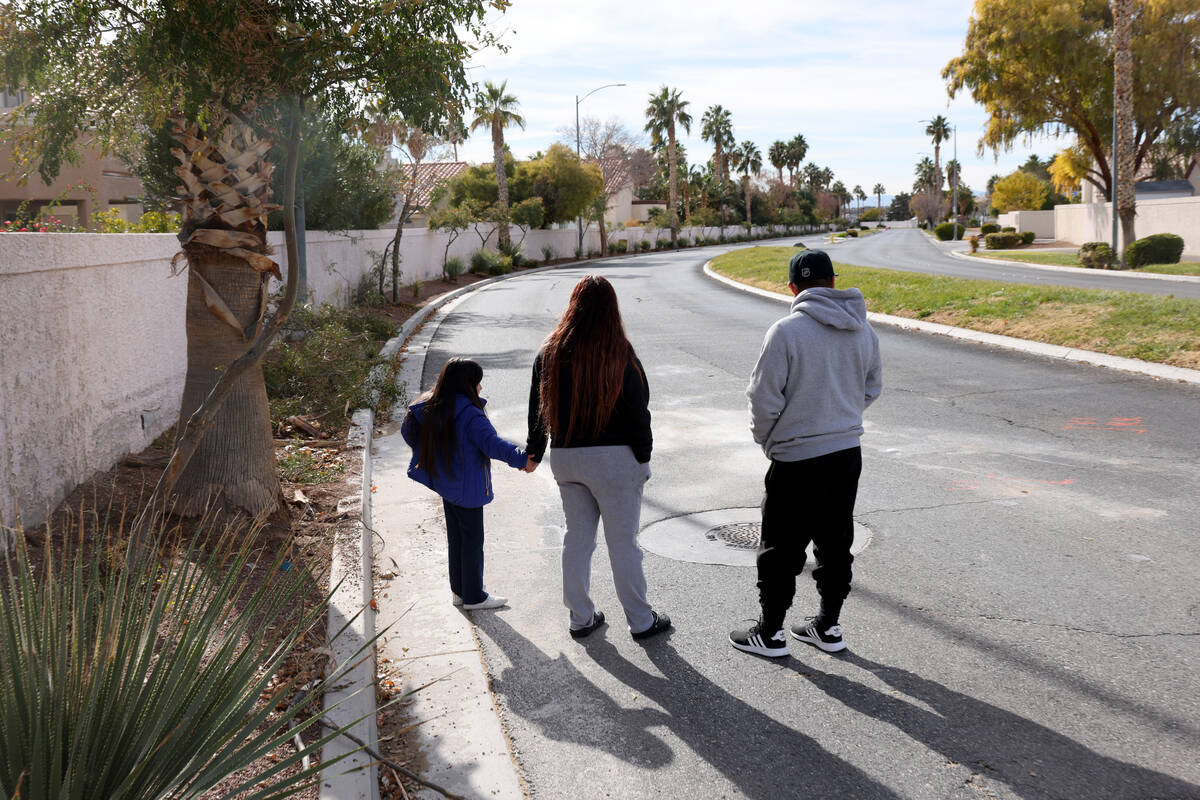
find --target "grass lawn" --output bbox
[710,246,1200,369]
[971,250,1200,276]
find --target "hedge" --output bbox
[1125,233,1185,267]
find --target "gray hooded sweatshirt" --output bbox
[747,286,882,461]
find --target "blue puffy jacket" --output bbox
[401,394,527,508]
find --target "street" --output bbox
[374,243,1200,799]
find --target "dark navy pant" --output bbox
[443,500,486,605]
[757,446,861,631]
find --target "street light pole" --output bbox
[951,124,958,240]
[575,82,626,253]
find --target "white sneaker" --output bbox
[452,593,463,607]
[462,593,508,610]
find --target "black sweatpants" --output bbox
[757,446,862,632]
[443,499,487,605]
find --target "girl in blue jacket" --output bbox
[401,357,530,610]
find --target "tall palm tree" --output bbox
[768,140,787,184]
[700,104,733,230]
[818,166,834,192]
[853,184,867,217]
[645,86,692,244]
[1114,0,1136,255]
[786,134,808,186]
[831,180,849,218]
[914,157,936,194]
[873,182,886,211]
[803,162,823,194]
[925,114,951,196]
[733,140,762,226]
[471,80,525,249]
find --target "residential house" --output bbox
[385,160,469,228]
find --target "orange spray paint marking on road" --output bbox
[1063,416,1147,434]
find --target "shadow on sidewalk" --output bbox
[474,614,902,799]
[793,652,1200,799]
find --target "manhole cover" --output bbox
[640,508,871,567]
[706,522,761,550]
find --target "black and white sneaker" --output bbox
[729,621,789,657]
[790,619,846,652]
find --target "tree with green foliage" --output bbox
[700,105,734,229]
[944,0,1200,199]
[873,183,886,212]
[644,86,692,244]
[470,80,525,251]
[517,143,604,226]
[428,203,473,270]
[509,196,544,250]
[732,140,762,226]
[786,134,808,186]
[0,0,497,520]
[925,115,951,193]
[768,141,787,184]
[888,191,914,221]
[853,185,867,217]
[992,170,1049,212]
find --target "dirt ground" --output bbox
[8,271,517,799]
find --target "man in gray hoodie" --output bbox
[730,249,882,658]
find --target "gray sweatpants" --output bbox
[550,445,655,633]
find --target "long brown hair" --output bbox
[539,275,638,442]
[411,357,484,479]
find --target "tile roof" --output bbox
[394,161,469,210]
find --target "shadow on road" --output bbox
[474,613,902,799]
[793,652,1200,799]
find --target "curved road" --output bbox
[375,246,1200,799]
[816,228,1200,298]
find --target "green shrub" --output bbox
[264,305,400,428]
[639,240,651,251]
[1125,233,1185,267]
[542,244,555,262]
[1078,241,1116,269]
[574,247,583,259]
[1020,231,1036,245]
[0,519,361,800]
[934,221,966,241]
[846,229,859,238]
[677,236,690,247]
[968,218,981,227]
[980,223,1000,235]
[444,256,465,282]
[717,233,728,243]
[611,240,628,253]
[1001,225,1016,233]
[984,232,1022,250]
[470,249,498,274]
[487,255,513,275]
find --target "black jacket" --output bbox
[526,349,652,463]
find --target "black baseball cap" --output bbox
[788,249,837,284]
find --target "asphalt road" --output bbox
[402,245,1200,799]
[827,228,1200,298]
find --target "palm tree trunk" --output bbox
[716,144,727,230]
[173,253,280,516]
[667,126,679,244]
[744,178,752,227]
[493,124,510,250]
[1114,0,1136,255]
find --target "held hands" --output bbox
[523,456,540,473]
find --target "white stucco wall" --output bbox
[1054,197,1200,254]
[1,223,795,531]
[0,232,185,530]
[996,210,1056,239]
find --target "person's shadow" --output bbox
[794,652,1200,799]
[474,614,903,799]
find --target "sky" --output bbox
[454,0,1063,203]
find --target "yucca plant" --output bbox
[0,514,363,799]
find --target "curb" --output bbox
[947,248,1200,283]
[702,261,1200,386]
[320,407,380,800]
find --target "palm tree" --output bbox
[471,80,525,249]
[818,166,834,192]
[768,140,787,184]
[803,162,823,194]
[733,140,762,226]
[700,104,734,230]
[786,134,808,186]
[1114,0,1136,256]
[645,86,692,244]
[853,185,867,218]
[925,114,951,196]
[831,180,849,218]
[873,182,886,212]
[914,157,936,194]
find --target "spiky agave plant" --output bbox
[0,514,362,799]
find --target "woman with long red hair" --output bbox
[526,275,670,640]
